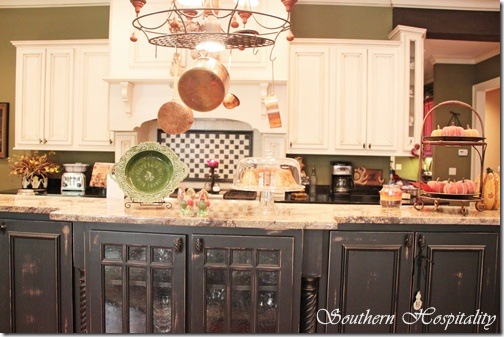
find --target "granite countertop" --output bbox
[0,194,499,230]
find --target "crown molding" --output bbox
[0,0,109,8]
[297,0,500,11]
[0,0,499,10]
[429,46,501,66]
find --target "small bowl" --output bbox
[63,163,89,173]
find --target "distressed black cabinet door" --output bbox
[87,230,186,333]
[326,231,414,333]
[190,234,295,333]
[411,232,499,333]
[0,219,73,333]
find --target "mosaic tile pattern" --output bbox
[158,130,253,182]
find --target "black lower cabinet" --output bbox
[326,231,414,333]
[85,230,186,333]
[189,234,296,333]
[0,218,73,333]
[78,225,300,333]
[410,232,499,333]
[326,230,499,334]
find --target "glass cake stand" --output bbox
[231,154,304,214]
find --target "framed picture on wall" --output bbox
[0,103,8,158]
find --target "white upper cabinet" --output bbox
[389,25,427,155]
[288,44,331,151]
[12,40,114,151]
[74,44,114,149]
[13,45,74,148]
[334,45,400,153]
[287,28,424,156]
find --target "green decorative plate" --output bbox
[113,142,189,203]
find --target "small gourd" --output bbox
[460,178,477,194]
[441,122,464,137]
[476,167,500,210]
[443,180,467,194]
[462,124,480,137]
[430,125,443,137]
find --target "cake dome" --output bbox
[232,153,304,192]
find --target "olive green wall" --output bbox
[475,54,501,84]
[431,64,474,180]
[291,5,393,40]
[430,56,500,181]
[0,6,111,191]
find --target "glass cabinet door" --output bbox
[190,234,295,333]
[88,230,185,333]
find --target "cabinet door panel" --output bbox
[87,230,186,333]
[334,47,367,150]
[75,45,113,149]
[414,233,499,333]
[190,234,295,333]
[288,46,331,151]
[15,49,45,146]
[366,47,399,151]
[45,48,74,146]
[326,232,413,333]
[0,220,73,333]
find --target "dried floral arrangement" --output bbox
[8,151,61,179]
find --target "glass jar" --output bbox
[379,184,403,208]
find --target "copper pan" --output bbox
[158,54,194,134]
[178,57,230,112]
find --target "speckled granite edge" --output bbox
[0,194,499,229]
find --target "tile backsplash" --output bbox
[158,130,253,182]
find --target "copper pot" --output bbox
[222,93,240,109]
[178,57,230,112]
[157,101,194,135]
[158,55,194,134]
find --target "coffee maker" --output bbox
[331,161,355,195]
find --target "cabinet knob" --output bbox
[174,237,183,253]
[0,223,6,231]
[404,234,413,248]
[368,143,371,149]
[43,138,48,144]
[109,139,113,145]
[362,143,365,149]
[39,138,43,144]
[418,235,426,250]
[194,238,203,255]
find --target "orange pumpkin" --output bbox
[476,168,500,210]
[427,178,446,193]
[443,180,467,194]
[460,178,477,194]
[441,122,464,137]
